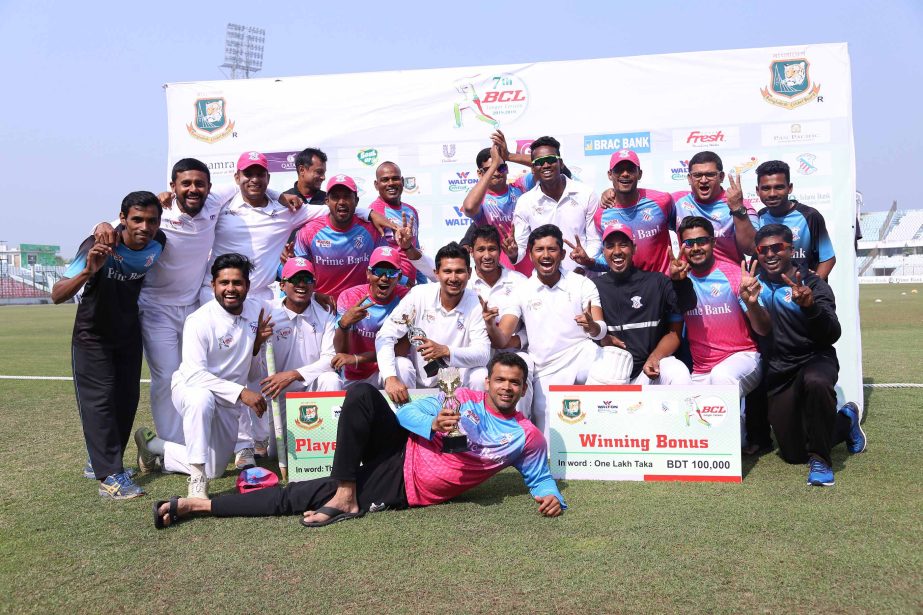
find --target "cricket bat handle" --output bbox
[265,342,288,481]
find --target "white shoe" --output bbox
[187,475,209,500]
[253,439,269,458]
[235,447,256,470]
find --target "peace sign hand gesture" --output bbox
[501,225,519,262]
[340,295,370,328]
[563,235,594,266]
[781,271,814,308]
[574,301,601,337]
[478,295,499,326]
[726,172,744,210]
[254,308,275,352]
[668,245,689,281]
[394,211,415,250]
[738,259,762,307]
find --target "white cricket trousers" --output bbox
[138,300,197,444]
[163,382,241,478]
[532,340,600,436]
[630,356,693,385]
[466,351,536,419]
[691,351,762,443]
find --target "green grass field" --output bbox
[0,285,920,614]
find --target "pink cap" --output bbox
[602,222,634,242]
[281,256,316,280]
[326,174,358,193]
[608,149,641,171]
[237,151,268,171]
[369,246,401,268]
[236,467,279,493]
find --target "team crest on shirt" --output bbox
[526,298,543,311]
[217,334,234,349]
[353,235,364,249]
[558,399,585,424]
[784,289,793,303]
[169,219,184,229]
[641,209,653,222]
[423,310,436,323]
[711,212,722,222]
[249,321,259,333]
[455,318,465,331]
[631,295,643,309]
[275,327,293,340]
[791,226,801,242]
[710,284,721,297]
[144,254,155,267]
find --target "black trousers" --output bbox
[744,381,773,450]
[71,339,142,479]
[212,384,409,517]
[767,354,850,466]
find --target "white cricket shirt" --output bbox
[265,296,338,384]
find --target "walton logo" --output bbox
[670,160,690,181]
[446,171,478,193]
[444,206,472,227]
[187,97,235,143]
[761,56,822,109]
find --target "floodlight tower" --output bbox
[220,23,265,79]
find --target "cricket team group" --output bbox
[54,130,868,529]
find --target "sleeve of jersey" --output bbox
[583,191,602,261]
[808,209,836,261]
[63,236,95,278]
[590,208,610,273]
[291,203,330,230]
[663,193,678,230]
[670,277,697,315]
[374,293,412,380]
[802,277,841,346]
[395,395,441,439]
[512,173,535,192]
[512,421,567,509]
[293,224,314,259]
[176,315,246,404]
[580,276,602,307]
[512,205,529,265]
[296,308,339,384]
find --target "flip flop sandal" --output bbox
[153,496,180,529]
[300,505,365,528]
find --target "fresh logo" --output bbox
[761,56,822,109]
[357,148,379,166]
[583,132,651,156]
[187,98,235,143]
[674,127,739,150]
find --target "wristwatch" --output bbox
[730,206,749,219]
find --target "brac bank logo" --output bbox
[583,132,651,156]
[452,73,528,129]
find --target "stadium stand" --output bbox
[886,211,923,242]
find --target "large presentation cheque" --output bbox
[547,385,742,483]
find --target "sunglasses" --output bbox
[690,171,720,180]
[681,237,713,248]
[531,155,561,167]
[287,273,315,285]
[368,266,400,279]
[479,163,508,174]
[756,242,791,256]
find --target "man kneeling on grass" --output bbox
[153,352,565,528]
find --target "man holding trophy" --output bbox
[152,353,565,529]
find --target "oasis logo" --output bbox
[357,148,379,166]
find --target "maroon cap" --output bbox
[601,222,634,242]
[281,257,315,280]
[608,149,641,171]
[326,174,358,193]
[237,151,268,171]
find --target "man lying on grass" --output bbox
[153,352,565,528]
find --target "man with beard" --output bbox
[152,353,564,529]
[136,254,273,499]
[593,222,696,385]
[674,151,757,265]
[678,216,770,444]
[293,174,386,301]
[485,225,607,433]
[509,137,601,274]
[375,242,491,404]
[754,160,836,279]
[53,192,165,499]
[752,224,865,486]
[333,246,415,389]
[370,161,425,285]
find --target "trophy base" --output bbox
[424,359,448,378]
[442,433,469,454]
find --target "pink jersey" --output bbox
[369,197,422,283]
[294,216,384,301]
[673,189,758,266]
[475,175,534,276]
[684,260,758,374]
[336,283,409,381]
[593,188,676,274]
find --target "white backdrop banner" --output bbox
[165,42,861,409]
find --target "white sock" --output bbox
[148,436,166,456]
[190,463,206,481]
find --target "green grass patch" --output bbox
[0,287,920,614]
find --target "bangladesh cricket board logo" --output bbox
[295,403,324,430]
[761,58,821,110]
[186,98,235,143]
[558,399,585,424]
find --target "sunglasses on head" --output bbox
[479,163,508,174]
[368,266,400,279]
[531,155,561,167]
[756,242,791,255]
[287,273,315,285]
[681,237,713,248]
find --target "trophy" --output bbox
[392,307,447,378]
[437,367,468,454]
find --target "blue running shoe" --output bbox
[839,402,867,454]
[98,471,145,499]
[807,458,835,487]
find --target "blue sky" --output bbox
[0,0,919,255]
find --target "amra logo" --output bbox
[187,97,236,143]
[761,57,822,109]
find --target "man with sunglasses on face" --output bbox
[333,246,415,389]
[509,136,601,275]
[678,216,771,445]
[293,174,386,302]
[752,224,865,486]
[674,151,758,265]
[460,131,536,276]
